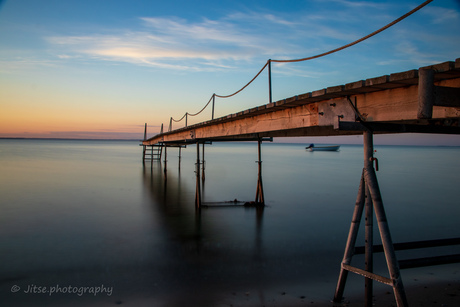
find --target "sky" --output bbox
[1,0,460,144]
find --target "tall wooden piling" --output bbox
[195,143,202,209]
[417,68,434,119]
[202,143,205,182]
[365,183,373,306]
[142,123,147,163]
[163,146,167,175]
[255,139,265,204]
[334,171,365,302]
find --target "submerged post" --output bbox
[195,143,202,209]
[255,139,265,204]
[178,147,182,171]
[142,123,147,163]
[202,143,205,182]
[163,146,167,175]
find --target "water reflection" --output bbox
[141,161,267,306]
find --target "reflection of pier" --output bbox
[141,161,266,305]
[142,59,460,306]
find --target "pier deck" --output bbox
[143,59,460,146]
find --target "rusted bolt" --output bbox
[319,112,324,116]
[338,115,344,119]
[330,103,336,107]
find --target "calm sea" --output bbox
[1,139,459,306]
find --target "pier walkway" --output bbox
[143,59,460,146]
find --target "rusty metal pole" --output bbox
[334,171,366,302]
[363,130,408,307]
[195,142,202,209]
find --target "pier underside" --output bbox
[143,59,460,146]
[141,59,460,307]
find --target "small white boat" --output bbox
[306,144,340,152]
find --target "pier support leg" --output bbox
[195,143,202,209]
[255,139,265,204]
[163,146,167,175]
[365,183,373,306]
[178,147,182,171]
[142,123,147,164]
[334,130,408,307]
[202,143,205,182]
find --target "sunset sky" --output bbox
[1,0,460,143]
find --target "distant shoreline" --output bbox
[0,137,140,141]
[1,137,460,147]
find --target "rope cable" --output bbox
[214,61,269,99]
[166,0,433,125]
[188,94,214,117]
[271,0,433,63]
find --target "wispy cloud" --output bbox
[45,9,375,72]
[46,15,281,71]
[326,0,387,9]
[42,2,454,75]
[421,6,459,24]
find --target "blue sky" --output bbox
[1,0,460,144]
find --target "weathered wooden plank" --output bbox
[342,264,393,286]
[389,69,418,85]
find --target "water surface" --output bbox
[1,139,459,306]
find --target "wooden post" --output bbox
[418,68,434,119]
[364,169,408,307]
[202,143,205,182]
[363,130,408,307]
[195,143,202,209]
[163,146,167,175]
[365,183,373,307]
[212,94,215,120]
[335,130,408,307]
[334,171,366,302]
[268,59,272,104]
[142,123,147,163]
[178,147,182,171]
[255,139,265,204]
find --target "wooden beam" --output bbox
[143,59,460,146]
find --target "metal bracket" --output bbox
[318,98,355,126]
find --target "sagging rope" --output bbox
[272,0,433,63]
[168,0,433,126]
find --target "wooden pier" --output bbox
[142,58,460,307]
